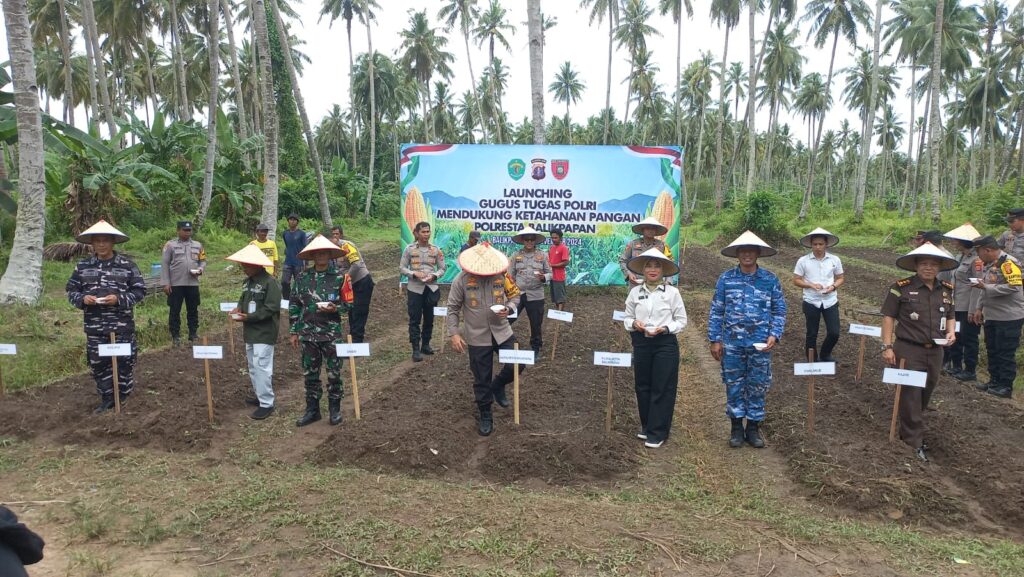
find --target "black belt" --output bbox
[897,337,936,349]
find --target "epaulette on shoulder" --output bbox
[896,277,912,287]
[942,280,954,290]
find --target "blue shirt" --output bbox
[282,229,309,267]
[708,266,787,346]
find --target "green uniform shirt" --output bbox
[238,269,281,345]
[289,267,349,342]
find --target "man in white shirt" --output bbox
[793,228,845,363]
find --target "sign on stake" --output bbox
[547,309,573,360]
[434,307,448,353]
[499,345,535,425]
[886,359,919,443]
[344,336,363,420]
[221,303,237,356]
[594,352,632,433]
[849,324,881,382]
[195,337,221,424]
[0,343,14,397]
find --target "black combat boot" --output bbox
[478,408,494,436]
[411,340,423,362]
[976,380,992,391]
[987,385,1013,398]
[188,333,198,343]
[172,336,182,347]
[729,418,745,448]
[420,343,435,355]
[328,398,343,426]
[295,397,321,427]
[493,382,511,408]
[94,394,115,414]
[955,369,976,382]
[745,420,765,448]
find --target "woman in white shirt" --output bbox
[623,248,688,448]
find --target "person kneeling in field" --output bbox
[447,242,524,436]
[289,235,352,427]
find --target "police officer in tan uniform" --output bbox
[508,225,552,354]
[880,242,957,461]
[619,217,672,287]
[998,208,1024,265]
[160,220,207,345]
[970,235,1024,398]
[399,222,447,362]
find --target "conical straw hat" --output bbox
[511,225,546,244]
[631,216,669,236]
[76,220,129,244]
[458,242,509,276]
[895,242,958,272]
[298,234,344,259]
[944,223,982,243]
[721,230,777,257]
[799,227,839,248]
[627,247,679,277]
[226,244,274,268]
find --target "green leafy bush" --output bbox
[741,191,787,241]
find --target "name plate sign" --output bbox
[336,343,371,357]
[849,324,882,337]
[98,343,132,357]
[794,362,836,376]
[280,299,290,310]
[433,307,448,316]
[594,352,632,367]
[883,368,927,388]
[219,302,236,312]
[547,310,574,322]
[499,349,535,365]
[193,346,224,360]
[612,310,628,322]
[0,344,16,355]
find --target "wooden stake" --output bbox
[513,343,520,425]
[806,349,815,433]
[854,335,866,382]
[202,336,214,424]
[110,332,121,415]
[605,366,614,433]
[889,359,906,443]
[347,335,361,420]
[550,322,560,361]
[0,359,5,397]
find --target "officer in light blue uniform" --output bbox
[708,231,787,449]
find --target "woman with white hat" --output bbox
[622,248,688,448]
[508,225,552,353]
[793,228,844,363]
[880,242,957,461]
[618,217,673,287]
[65,220,147,414]
[943,223,983,381]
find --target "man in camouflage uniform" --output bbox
[65,221,147,414]
[971,235,1024,399]
[708,231,787,449]
[619,217,672,288]
[998,208,1024,265]
[160,220,206,345]
[508,226,552,354]
[331,225,374,343]
[289,235,351,426]
[400,222,447,362]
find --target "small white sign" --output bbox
[955,321,962,333]
[336,343,371,357]
[594,352,632,367]
[794,362,836,376]
[849,323,882,337]
[612,310,628,322]
[882,368,928,388]
[280,299,290,310]
[219,302,236,312]
[433,306,449,316]
[507,308,518,319]
[192,346,224,360]
[98,343,132,357]
[0,344,16,355]
[547,309,574,322]
[499,348,535,365]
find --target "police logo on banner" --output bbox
[531,158,547,180]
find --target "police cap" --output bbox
[177,220,193,230]
[972,235,1001,249]
[1005,208,1024,223]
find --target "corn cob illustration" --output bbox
[650,190,675,240]
[404,186,429,231]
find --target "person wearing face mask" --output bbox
[508,225,552,354]
[619,217,673,288]
[708,231,787,450]
[793,228,844,363]
[622,248,688,449]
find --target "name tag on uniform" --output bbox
[433,307,448,316]
[794,362,836,376]
[883,368,927,388]
[192,346,223,360]
[547,310,573,322]
[220,303,236,312]
[594,352,631,367]
[336,343,370,357]
[499,349,534,365]
[247,301,256,314]
[0,344,16,355]
[98,343,132,357]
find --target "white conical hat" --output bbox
[895,242,958,272]
[226,244,273,268]
[721,230,777,257]
[944,223,982,243]
[631,216,669,236]
[511,225,546,244]
[76,220,129,244]
[626,247,679,277]
[799,227,839,248]
[298,234,344,259]
[458,242,509,276]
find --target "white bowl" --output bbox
[753,342,768,351]
[490,305,506,314]
[933,338,949,346]
[316,301,332,309]
[230,313,243,320]
[644,325,659,336]
[969,277,981,283]
[190,268,201,275]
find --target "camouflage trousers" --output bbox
[302,340,343,401]
[86,333,137,397]
[721,344,772,421]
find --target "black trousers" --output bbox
[631,332,679,443]
[407,288,440,346]
[508,294,545,352]
[948,311,981,372]
[802,301,840,360]
[984,318,1023,389]
[468,336,522,412]
[168,285,200,338]
[348,275,374,343]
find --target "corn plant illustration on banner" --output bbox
[399,144,683,286]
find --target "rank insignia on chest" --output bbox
[470,299,479,307]
[910,312,919,320]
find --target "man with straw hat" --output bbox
[793,228,844,363]
[66,220,147,413]
[227,244,282,420]
[619,217,673,288]
[400,222,447,362]
[446,242,523,436]
[509,225,552,354]
[969,235,1023,399]
[289,235,351,427]
[708,231,787,449]
[880,242,957,461]
[943,223,983,381]
[998,208,1024,265]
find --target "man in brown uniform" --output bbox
[447,242,523,436]
[399,222,447,362]
[619,217,673,288]
[881,242,957,462]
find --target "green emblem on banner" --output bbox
[508,158,526,180]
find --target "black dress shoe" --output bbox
[987,385,1013,398]
[250,406,274,420]
[976,381,992,391]
[954,370,976,382]
[244,397,260,407]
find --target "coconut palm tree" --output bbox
[319,0,360,167]
[850,0,884,220]
[615,0,660,124]
[0,0,46,304]
[359,0,378,219]
[710,0,741,211]
[527,0,544,144]
[438,0,489,143]
[579,0,620,145]
[682,52,714,182]
[658,0,693,159]
[927,0,944,222]
[222,0,250,166]
[195,0,220,229]
[794,72,831,217]
[399,10,455,143]
[251,0,279,235]
[474,0,515,142]
[977,0,1006,185]
[549,61,586,144]
[759,21,803,182]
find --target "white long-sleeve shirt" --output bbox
[623,283,688,334]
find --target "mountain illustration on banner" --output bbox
[422,190,478,210]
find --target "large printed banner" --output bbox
[400,144,683,286]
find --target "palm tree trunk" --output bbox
[674,9,682,156]
[170,0,191,120]
[196,0,220,229]
[713,26,731,212]
[222,0,251,168]
[602,1,613,144]
[345,18,358,168]
[744,0,756,197]
[140,42,160,122]
[999,96,1022,182]
[0,0,46,304]
[800,29,840,219]
[55,0,74,125]
[694,103,706,181]
[462,23,489,144]
[854,0,884,220]
[81,2,100,130]
[927,0,944,223]
[901,65,917,212]
[362,10,376,219]
[969,128,977,192]
[82,0,117,139]
[527,0,545,144]
[252,0,280,236]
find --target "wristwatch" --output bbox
[881,344,893,351]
